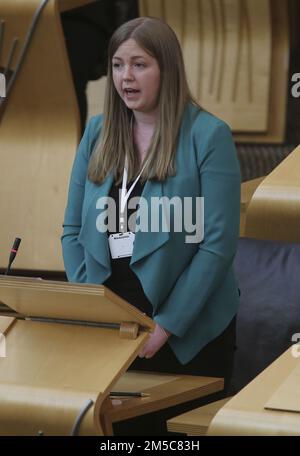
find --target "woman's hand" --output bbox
[138,323,171,359]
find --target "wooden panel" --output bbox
[0,0,81,271]
[139,0,289,143]
[139,0,272,133]
[245,145,300,242]
[234,0,289,143]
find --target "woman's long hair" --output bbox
[88,16,199,184]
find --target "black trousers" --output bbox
[113,317,236,436]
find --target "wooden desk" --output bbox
[0,278,224,436]
[208,348,300,435]
[101,371,223,435]
[167,397,230,436]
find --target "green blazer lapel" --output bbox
[131,179,169,265]
[78,175,170,269]
[78,174,114,271]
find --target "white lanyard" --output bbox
[120,156,148,221]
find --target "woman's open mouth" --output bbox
[123,88,140,99]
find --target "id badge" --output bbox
[108,231,135,259]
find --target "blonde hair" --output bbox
[88,16,200,184]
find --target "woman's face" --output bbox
[112,38,161,115]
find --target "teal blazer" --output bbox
[62,103,241,364]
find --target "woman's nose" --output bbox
[123,65,134,81]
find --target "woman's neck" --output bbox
[132,109,158,130]
[132,110,158,163]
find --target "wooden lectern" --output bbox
[0,276,223,436]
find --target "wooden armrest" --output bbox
[245,145,300,242]
[240,177,266,237]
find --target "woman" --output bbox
[62,17,241,429]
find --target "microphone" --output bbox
[5,237,21,275]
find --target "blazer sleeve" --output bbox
[61,116,100,282]
[154,121,241,337]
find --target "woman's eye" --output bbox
[135,63,145,68]
[112,62,121,69]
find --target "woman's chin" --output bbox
[123,99,142,110]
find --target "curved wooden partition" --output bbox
[208,348,300,436]
[0,0,85,271]
[245,145,300,242]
